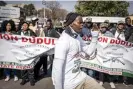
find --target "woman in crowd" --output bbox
[17,22,37,36]
[1,20,18,82]
[17,22,37,86]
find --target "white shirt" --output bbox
[52,27,98,89]
[115,30,125,41]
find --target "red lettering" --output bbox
[37,38,43,44]
[3,65,7,68]
[22,37,28,42]
[110,39,115,44]
[98,37,103,42]
[115,40,120,44]
[128,43,132,47]
[82,36,86,41]
[102,38,108,43]
[98,37,108,43]
[44,38,51,45]
[3,34,10,40]
[121,40,126,45]
[26,66,31,69]
[29,37,35,43]
[10,65,14,68]
[52,39,55,45]
[10,35,18,41]
[16,66,23,70]
[0,33,3,39]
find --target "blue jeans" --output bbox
[81,68,95,78]
[4,69,17,76]
[87,69,95,78]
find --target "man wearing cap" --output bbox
[99,23,115,89]
[29,17,39,33]
[104,20,114,31]
[99,23,114,37]
[112,21,126,40]
[111,20,131,86]
[81,18,92,37]
[81,18,96,78]
[52,12,105,89]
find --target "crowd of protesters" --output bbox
[0,17,60,86]
[0,13,133,89]
[80,16,133,89]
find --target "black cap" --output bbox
[64,12,80,26]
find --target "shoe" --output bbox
[14,76,18,82]
[43,71,47,75]
[20,79,27,85]
[110,82,116,88]
[123,81,129,86]
[4,76,10,82]
[30,80,35,86]
[99,81,103,86]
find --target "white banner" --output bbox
[0,33,56,70]
[0,33,133,77]
[0,6,20,18]
[81,36,133,77]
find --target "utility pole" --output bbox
[42,0,46,18]
[42,0,47,27]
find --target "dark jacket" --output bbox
[17,29,37,37]
[125,25,133,41]
[44,28,60,38]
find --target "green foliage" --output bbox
[23,4,37,16]
[75,1,129,17]
[0,1,6,6]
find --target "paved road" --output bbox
[0,76,133,89]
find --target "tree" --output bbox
[23,4,37,16]
[43,1,61,21]
[0,1,6,6]
[57,9,68,20]
[75,1,129,17]
[38,8,52,18]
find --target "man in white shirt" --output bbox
[111,20,126,41]
[52,12,105,89]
